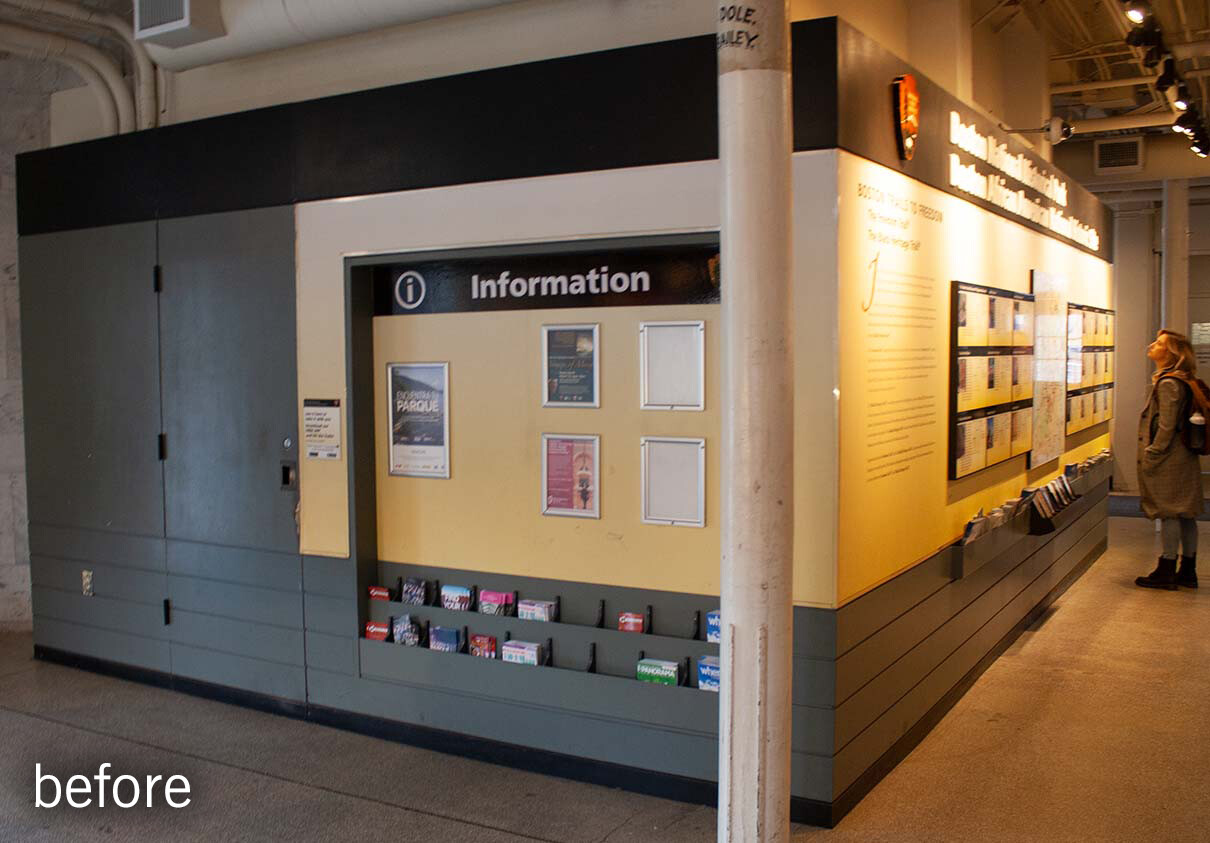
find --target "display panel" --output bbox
[639,321,705,410]
[388,363,451,478]
[640,436,706,527]
[1029,269,1068,468]
[949,282,1034,479]
[1065,303,1114,435]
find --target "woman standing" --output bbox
[1135,330,1204,589]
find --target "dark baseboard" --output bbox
[828,533,1108,825]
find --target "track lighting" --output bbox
[1124,1,1150,25]
[1125,19,1161,49]
[1174,84,1191,111]
[1174,109,1200,135]
[1143,45,1164,68]
[1156,58,1177,92]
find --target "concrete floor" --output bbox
[0,517,1206,842]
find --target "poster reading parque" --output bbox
[389,363,450,478]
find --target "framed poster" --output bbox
[542,324,599,407]
[640,321,705,410]
[541,434,600,518]
[641,437,706,527]
[388,363,450,478]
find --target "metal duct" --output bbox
[142,0,528,71]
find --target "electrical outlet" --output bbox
[82,570,94,597]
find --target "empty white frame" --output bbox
[639,320,704,410]
[640,436,705,527]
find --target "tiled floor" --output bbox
[0,517,1206,841]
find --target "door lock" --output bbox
[281,461,298,490]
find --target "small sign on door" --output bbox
[303,399,341,460]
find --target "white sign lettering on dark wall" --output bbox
[368,242,720,316]
[946,111,1100,251]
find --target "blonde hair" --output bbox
[1152,329,1198,381]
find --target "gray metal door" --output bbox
[20,223,172,671]
[157,207,299,552]
[158,207,306,701]
[20,223,164,536]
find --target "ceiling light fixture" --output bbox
[1174,109,1200,135]
[1173,83,1191,111]
[1124,1,1151,25]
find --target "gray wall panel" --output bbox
[31,556,167,604]
[834,507,1107,751]
[168,540,301,591]
[305,631,357,675]
[169,610,304,666]
[167,576,303,628]
[303,555,352,598]
[832,519,1108,797]
[835,496,1108,705]
[29,525,165,572]
[835,547,955,655]
[19,224,165,537]
[306,667,720,782]
[793,656,836,709]
[791,750,836,803]
[305,593,357,636]
[358,639,718,735]
[791,605,838,661]
[31,587,167,640]
[169,643,305,701]
[32,617,170,672]
[159,207,299,553]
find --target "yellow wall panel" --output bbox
[835,151,1113,605]
[372,306,721,594]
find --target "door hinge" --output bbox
[163,599,171,626]
[153,265,163,293]
[158,433,167,460]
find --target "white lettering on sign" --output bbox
[947,111,1098,251]
[470,266,651,300]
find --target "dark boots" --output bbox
[1136,556,1179,590]
[1176,555,1199,589]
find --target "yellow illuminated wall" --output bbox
[372,306,720,593]
[835,151,1112,605]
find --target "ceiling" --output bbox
[1022,0,1210,138]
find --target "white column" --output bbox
[716,3,794,842]
[1162,178,1190,334]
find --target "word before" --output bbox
[35,763,191,809]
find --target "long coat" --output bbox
[1137,377,1204,519]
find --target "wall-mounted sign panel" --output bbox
[948,281,1034,480]
[371,242,720,316]
[542,324,599,408]
[1028,269,1068,469]
[641,437,705,527]
[302,398,341,460]
[1065,302,1115,435]
[541,434,599,518]
[640,321,705,411]
[388,363,450,478]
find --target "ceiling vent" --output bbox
[1093,136,1145,175]
[135,0,225,48]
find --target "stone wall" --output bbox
[0,56,72,629]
